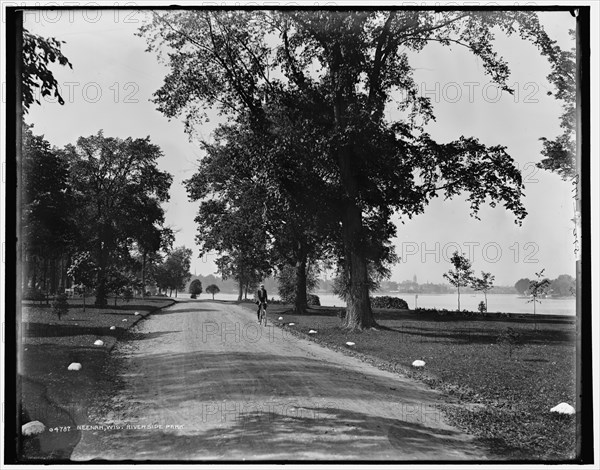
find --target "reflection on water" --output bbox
[173,292,576,316]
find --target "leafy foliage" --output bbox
[514,278,531,295]
[206,284,220,299]
[537,30,576,180]
[155,247,193,295]
[67,252,97,292]
[63,131,172,305]
[22,29,72,112]
[189,279,203,298]
[550,274,575,297]
[22,125,78,294]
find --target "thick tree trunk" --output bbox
[331,61,376,329]
[294,258,308,314]
[237,281,243,302]
[341,203,376,330]
[336,138,375,329]
[94,259,108,307]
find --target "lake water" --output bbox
[176,292,576,316]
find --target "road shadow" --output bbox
[150,308,217,315]
[71,348,500,461]
[75,401,489,461]
[114,350,448,402]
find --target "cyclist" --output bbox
[255,283,268,323]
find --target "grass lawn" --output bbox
[18,296,174,462]
[240,302,577,461]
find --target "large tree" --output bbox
[64,131,172,305]
[22,125,76,293]
[141,10,560,329]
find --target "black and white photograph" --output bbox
[2,1,597,465]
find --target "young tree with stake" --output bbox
[527,269,552,330]
[443,251,474,312]
[471,271,495,313]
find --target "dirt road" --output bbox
[72,301,489,461]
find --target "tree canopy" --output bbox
[140,10,564,329]
[63,131,172,305]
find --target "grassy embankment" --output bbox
[239,301,577,461]
[18,296,174,461]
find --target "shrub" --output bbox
[307,294,320,306]
[370,296,409,310]
[497,327,523,358]
[52,293,69,320]
[478,301,487,313]
[189,279,203,297]
[23,288,46,304]
[190,293,197,299]
[123,288,133,303]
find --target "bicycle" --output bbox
[258,302,267,327]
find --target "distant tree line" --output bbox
[515,274,575,298]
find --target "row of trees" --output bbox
[21,123,195,305]
[443,251,495,312]
[138,10,575,329]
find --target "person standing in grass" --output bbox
[255,284,268,322]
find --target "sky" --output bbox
[21,6,582,286]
